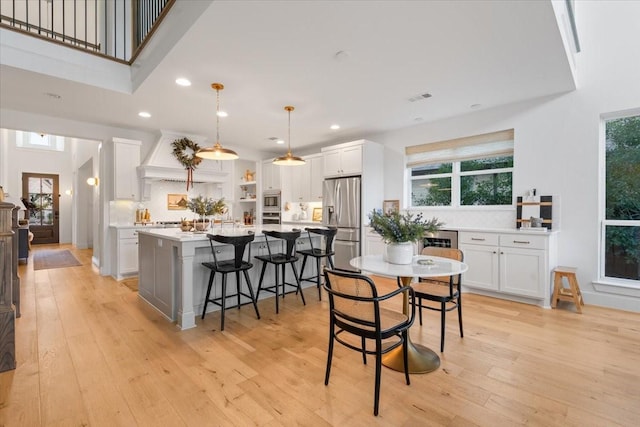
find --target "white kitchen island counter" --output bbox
[136,225,321,330]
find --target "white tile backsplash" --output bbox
[409,208,517,230]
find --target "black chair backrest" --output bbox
[263,230,301,258]
[305,227,337,252]
[207,232,255,268]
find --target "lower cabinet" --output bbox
[459,231,556,307]
[114,228,140,280]
[138,234,174,319]
[364,227,385,256]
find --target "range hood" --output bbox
[138,130,230,198]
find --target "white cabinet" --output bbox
[459,231,556,307]
[281,154,323,204]
[322,144,362,177]
[261,160,281,191]
[113,139,141,200]
[309,155,324,201]
[114,228,141,280]
[364,227,385,256]
[289,161,311,202]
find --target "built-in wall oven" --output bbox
[262,212,281,225]
[421,229,458,250]
[263,190,281,212]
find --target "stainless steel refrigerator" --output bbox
[322,176,361,272]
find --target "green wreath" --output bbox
[172,138,202,169]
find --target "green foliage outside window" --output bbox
[604,115,640,280]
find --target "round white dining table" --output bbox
[350,254,468,374]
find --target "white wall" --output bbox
[368,0,640,311]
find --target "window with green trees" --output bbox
[603,113,640,282]
[407,129,514,208]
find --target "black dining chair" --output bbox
[298,227,337,300]
[255,230,306,313]
[201,232,260,331]
[323,269,415,416]
[412,247,464,352]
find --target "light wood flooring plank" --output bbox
[1,245,639,426]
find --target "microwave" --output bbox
[263,191,281,212]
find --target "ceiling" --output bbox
[0,1,575,156]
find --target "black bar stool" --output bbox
[201,232,260,331]
[298,227,337,300]
[255,230,306,313]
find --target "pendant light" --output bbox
[273,105,305,166]
[196,83,239,160]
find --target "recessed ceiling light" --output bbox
[138,111,151,118]
[175,78,191,87]
[470,103,482,109]
[414,117,424,122]
[276,139,285,145]
[45,92,61,99]
[330,124,340,130]
[216,111,228,117]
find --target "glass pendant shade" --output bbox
[196,83,238,160]
[273,105,305,166]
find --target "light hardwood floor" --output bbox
[1,245,639,426]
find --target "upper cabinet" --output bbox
[309,155,324,201]
[113,138,141,200]
[261,160,281,191]
[322,144,362,177]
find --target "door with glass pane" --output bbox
[22,173,59,244]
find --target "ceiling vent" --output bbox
[408,92,433,102]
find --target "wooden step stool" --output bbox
[552,267,584,313]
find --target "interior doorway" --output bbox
[22,172,59,244]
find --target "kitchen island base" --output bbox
[137,228,320,330]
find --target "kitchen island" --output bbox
[136,226,321,330]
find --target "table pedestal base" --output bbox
[382,339,440,374]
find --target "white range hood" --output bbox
[138,130,230,198]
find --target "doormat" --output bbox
[33,249,82,270]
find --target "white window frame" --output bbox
[406,129,514,209]
[596,109,640,291]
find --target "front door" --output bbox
[22,173,59,244]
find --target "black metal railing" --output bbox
[0,0,174,63]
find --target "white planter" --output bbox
[383,242,414,264]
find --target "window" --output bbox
[406,129,514,207]
[15,131,65,151]
[601,113,640,283]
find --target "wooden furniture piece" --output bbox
[552,266,584,313]
[298,227,337,300]
[350,254,468,374]
[323,269,415,416]
[201,233,260,331]
[412,247,464,352]
[255,230,305,314]
[0,201,17,372]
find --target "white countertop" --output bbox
[136,224,326,242]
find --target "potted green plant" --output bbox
[187,195,226,231]
[368,209,443,264]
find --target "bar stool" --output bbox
[298,227,337,300]
[552,266,584,313]
[201,232,260,330]
[255,230,306,313]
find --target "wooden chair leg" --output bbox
[569,274,583,314]
[551,272,561,308]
